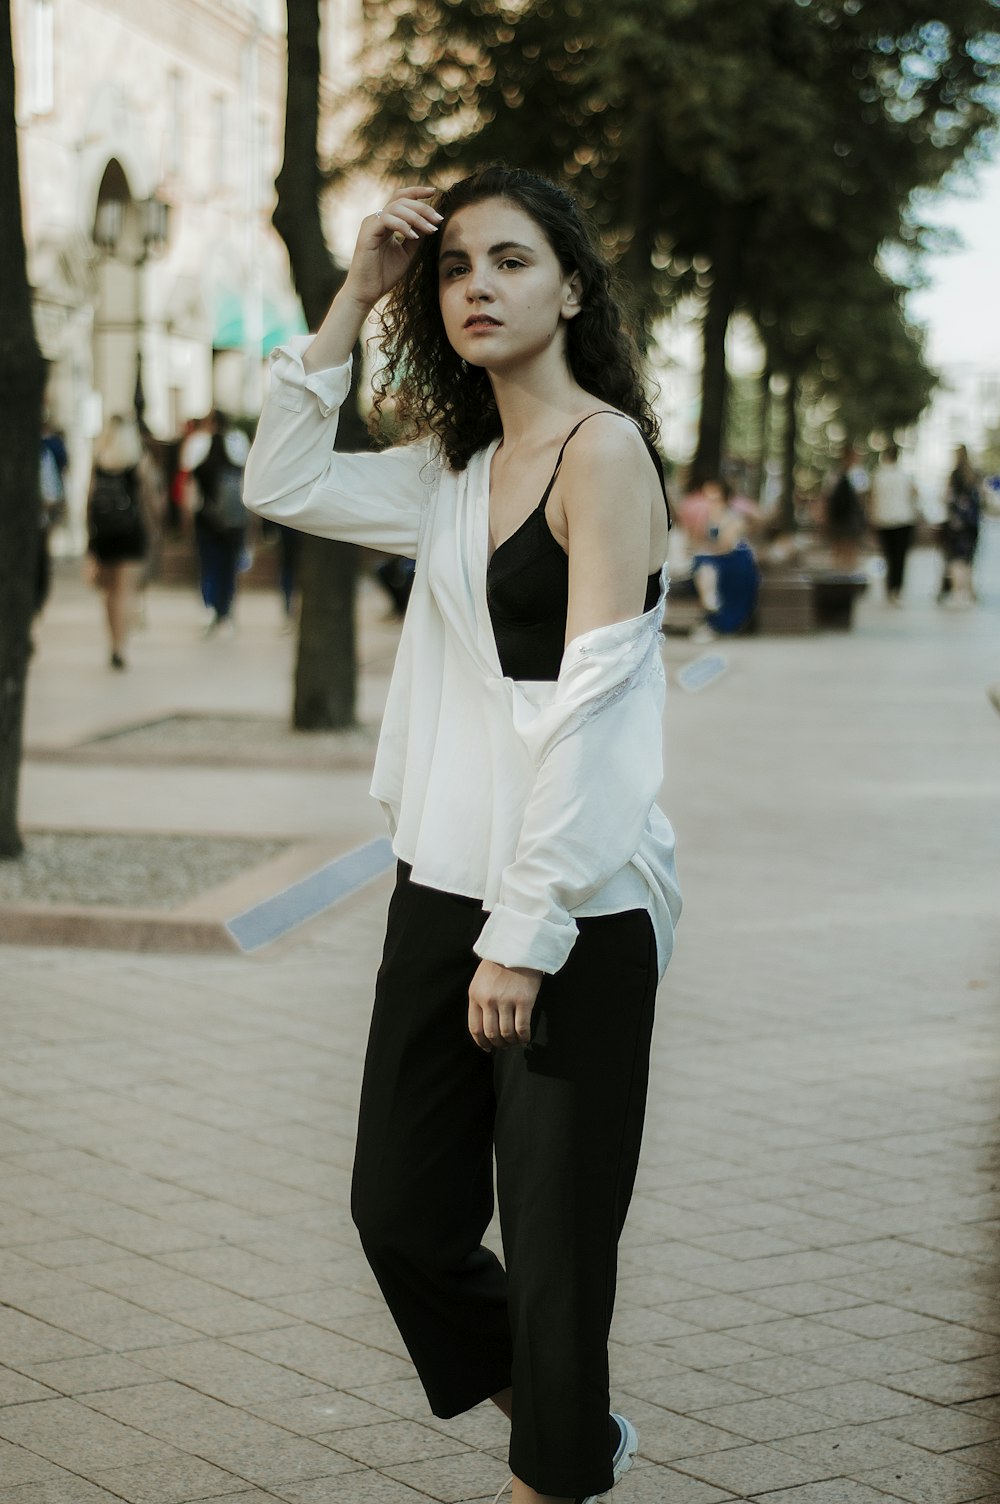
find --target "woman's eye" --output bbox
[499,258,525,270]
[444,264,468,278]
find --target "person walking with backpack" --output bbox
[87,414,152,669]
[186,409,251,634]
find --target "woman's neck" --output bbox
[488,343,592,450]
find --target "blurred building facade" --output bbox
[13,0,362,544]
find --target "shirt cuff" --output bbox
[473,905,578,975]
[268,337,352,418]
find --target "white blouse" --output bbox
[243,337,682,977]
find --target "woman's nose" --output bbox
[466,268,495,301]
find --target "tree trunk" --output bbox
[692,203,741,488]
[0,2,48,858]
[274,0,369,729]
[779,371,799,532]
[755,361,772,502]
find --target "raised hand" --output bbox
[343,187,443,311]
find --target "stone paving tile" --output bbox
[747,1483,901,1503]
[886,1356,1000,1405]
[0,1366,59,1404]
[690,1396,839,1443]
[382,1450,510,1502]
[897,1324,1000,1365]
[739,1283,870,1318]
[267,1477,440,1504]
[18,1354,164,1396]
[952,1441,1000,1475]
[780,1379,930,1424]
[240,1388,397,1436]
[623,1368,765,1413]
[769,1422,943,1475]
[856,1454,1000,1502]
[599,1462,737,1501]
[226,1323,416,1387]
[0,1308,100,1364]
[0,1397,184,1471]
[0,1481,135,1504]
[0,1439,70,1485]
[877,1405,1000,1454]
[322,1419,471,1468]
[670,1441,839,1495]
[795,1338,935,1383]
[84,1460,249,1504]
[125,1338,330,1406]
[703,1356,853,1398]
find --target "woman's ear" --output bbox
[561,270,584,321]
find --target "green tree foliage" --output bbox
[340,0,1000,483]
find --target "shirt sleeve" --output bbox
[242,335,439,558]
[473,608,666,974]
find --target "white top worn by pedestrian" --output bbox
[868,454,919,528]
[243,337,682,978]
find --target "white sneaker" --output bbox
[578,1413,638,1503]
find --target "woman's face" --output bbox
[437,196,581,370]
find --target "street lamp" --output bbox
[93,192,171,261]
[92,191,171,422]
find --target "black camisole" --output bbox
[486,412,671,682]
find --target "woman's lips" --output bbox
[464,316,502,329]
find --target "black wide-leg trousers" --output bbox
[351,863,658,1499]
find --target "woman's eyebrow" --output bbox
[439,241,535,263]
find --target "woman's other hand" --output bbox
[468,959,542,1052]
[342,187,442,311]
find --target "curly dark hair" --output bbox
[371,165,659,471]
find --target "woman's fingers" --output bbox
[514,999,534,1046]
[373,202,442,242]
[468,999,493,1054]
[467,960,542,1052]
[497,1001,518,1045]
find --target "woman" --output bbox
[938,444,981,606]
[824,445,868,570]
[87,414,151,668]
[244,167,682,1504]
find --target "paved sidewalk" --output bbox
[1,535,999,1502]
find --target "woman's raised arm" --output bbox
[243,188,444,557]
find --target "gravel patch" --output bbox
[0,832,290,909]
[58,715,379,769]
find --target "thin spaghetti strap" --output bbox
[537,410,621,508]
[538,410,672,528]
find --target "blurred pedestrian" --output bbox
[824,445,868,569]
[86,415,151,669]
[36,412,68,617]
[243,169,682,1504]
[688,478,759,641]
[868,444,919,605]
[276,522,299,623]
[938,444,981,607]
[184,410,250,634]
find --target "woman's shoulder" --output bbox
[558,411,662,497]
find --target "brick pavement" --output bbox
[1,533,999,1502]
